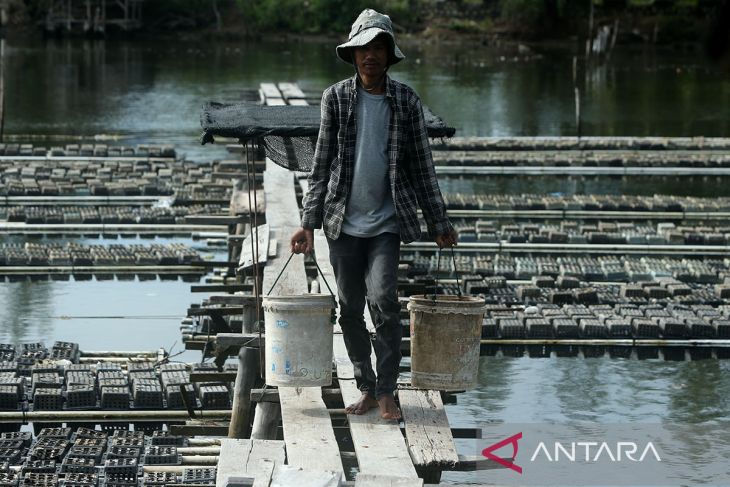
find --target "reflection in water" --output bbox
[1,281,54,345]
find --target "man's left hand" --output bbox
[435,229,458,248]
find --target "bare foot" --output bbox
[378,394,401,420]
[345,393,379,415]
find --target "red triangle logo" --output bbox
[481,432,523,474]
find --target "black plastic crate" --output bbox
[73,428,107,441]
[182,467,216,484]
[65,386,97,409]
[198,385,229,409]
[0,448,22,464]
[0,363,17,374]
[64,365,93,379]
[37,427,72,439]
[21,459,57,473]
[68,446,104,462]
[102,457,138,475]
[110,431,144,446]
[0,471,17,487]
[110,431,143,441]
[30,363,59,375]
[142,471,177,485]
[143,446,179,465]
[150,431,185,447]
[32,388,63,410]
[99,387,130,410]
[127,362,155,373]
[97,378,127,390]
[29,447,67,462]
[62,472,97,486]
[0,440,24,450]
[61,456,96,474]
[132,384,163,409]
[106,446,141,459]
[94,363,122,374]
[0,431,31,447]
[0,386,20,410]
[165,384,196,409]
[102,472,138,486]
[21,472,58,486]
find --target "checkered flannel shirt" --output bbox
[301,75,453,244]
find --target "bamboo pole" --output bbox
[228,346,259,438]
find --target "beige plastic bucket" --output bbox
[407,295,486,390]
[262,294,336,387]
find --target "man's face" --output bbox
[353,36,389,79]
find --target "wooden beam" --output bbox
[190,284,253,293]
[238,223,270,270]
[355,474,423,486]
[184,215,248,226]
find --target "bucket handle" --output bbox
[267,251,337,302]
[432,246,463,301]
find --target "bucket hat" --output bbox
[336,9,405,65]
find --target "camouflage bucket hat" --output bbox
[336,9,405,65]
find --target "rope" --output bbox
[245,138,264,379]
[432,245,463,300]
[266,252,295,295]
[451,246,463,298]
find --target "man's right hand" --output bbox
[290,227,314,254]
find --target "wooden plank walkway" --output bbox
[216,439,285,487]
[315,233,419,480]
[278,387,344,474]
[261,83,344,482]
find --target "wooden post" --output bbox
[250,402,281,440]
[0,37,5,143]
[228,346,259,438]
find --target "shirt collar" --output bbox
[348,73,395,99]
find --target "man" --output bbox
[290,8,457,420]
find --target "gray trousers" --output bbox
[327,232,402,398]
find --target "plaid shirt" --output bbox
[301,75,453,244]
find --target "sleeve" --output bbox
[301,88,337,230]
[407,94,454,238]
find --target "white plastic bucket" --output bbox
[262,294,336,387]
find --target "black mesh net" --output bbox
[201,101,455,172]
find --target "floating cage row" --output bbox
[2,205,224,225]
[470,302,730,340]
[442,193,730,212]
[0,343,80,364]
[401,253,730,284]
[0,243,202,267]
[0,359,234,412]
[450,220,730,245]
[433,150,730,167]
[410,276,730,306]
[431,136,730,151]
[0,143,175,158]
[0,160,235,197]
[0,428,218,487]
[477,344,730,360]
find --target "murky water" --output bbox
[3,36,730,484]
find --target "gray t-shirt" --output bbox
[341,87,399,238]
